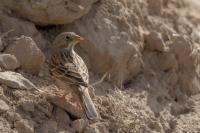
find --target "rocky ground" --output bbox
[0,0,200,133]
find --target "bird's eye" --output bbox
[66,36,70,40]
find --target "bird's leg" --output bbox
[90,72,108,87]
[86,72,108,94]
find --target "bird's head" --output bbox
[52,32,84,50]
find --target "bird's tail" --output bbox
[79,86,100,120]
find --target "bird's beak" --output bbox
[74,35,84,42]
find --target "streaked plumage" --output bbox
[49,32,99,120]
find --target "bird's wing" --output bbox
[73,53,89,83]
[49,51,88,87]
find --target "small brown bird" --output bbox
[49,32,99,120]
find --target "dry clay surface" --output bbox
[0,0,200,133]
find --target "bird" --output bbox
[48,32,100,120]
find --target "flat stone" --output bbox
[158,52,178,71]
[55,107,71,127]
[6,111,21,122]
[39,120,57,133]
[0,38,3,51]
[84,123,109,133]
[0,100,9,112]
[0,71,36,90]
[15,119,34,133]
[20,100,35,112]
[1,0,96,25]
[0,14,47,50]
[71,119,87,133]
[84,125,100,133]
[0,54,20,70]
[144,31,167,52]
[5,36,45,74]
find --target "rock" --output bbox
[0,117,11,133]
[59,131,70,133]
[158,52,178,71]
[59,128,76,133]
[71,119,87,133]
[147,0,163,15]
[84,123,108,133]
[34,97,53,118]
[5,36,45,74]
[178,70,200,95]
[96,123,109,133]
[0,71,36,90]
[1,0,97,25]
[10,129,19,133]
[144,31,167,52]
[39,120,57,133]
[170,34,200,95]
[36,100,53,117]
[55,107,71,127]
[20,100,35,112]
[171,35,194,67]
[15,119,34,133]
[84,126,100,133]
[6,111,21,122]
[0,14,47,50]
[148,120,163,132]
[163,71,178,86]
[65,0,143,86]
[171,102,191,116]
[0,99,10,112]
[0,38,3,52]
[0,54,20,70]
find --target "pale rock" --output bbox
[0,54,20,70]
[158,52,178,71]
[6,111,21,122]
[163,71,178,86]
[171,35,200,95]
[84,123,108,133]
[178,70,200,95]
[0,38,3,51]
[147,0,163,15]
[1,0,97,25]
[96,123,109,133]
[15,119,34,133]
[144,31,167,52]
[71,119,87,133]
[0,14,47,50]
[171,35,194,67]
[10,129,19,133]
[59,131,70,133]
[0,71,36,90]
[62,128,76,133]
[84,126,100,133]
[55,107,71,127]
[171,102,191,116]
[5,36,45,74]
[20,100,35,112]
[0,118,11,133]
[39,120,57,133]
[0,99,10,112]
[36,99,53,117]
[148,120,163,132]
